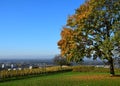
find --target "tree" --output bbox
[58,0,120,76]
[53,55,70,67]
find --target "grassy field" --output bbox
[0,72,120,86]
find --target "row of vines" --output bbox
[0,66,72,81]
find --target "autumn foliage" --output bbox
[58,28,84,62]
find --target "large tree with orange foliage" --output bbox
[58,0,120,76]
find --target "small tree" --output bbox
[53,55,70,67]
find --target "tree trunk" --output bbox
[109,59,115,76]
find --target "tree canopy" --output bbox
[58,0,120,75]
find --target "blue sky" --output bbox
[0,0,85,57]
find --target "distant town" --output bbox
[0,58,54,71]
[0,57,120,71]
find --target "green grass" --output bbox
[1,72,120,86]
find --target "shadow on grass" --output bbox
[112,75,120,77]
[0,73,47,83]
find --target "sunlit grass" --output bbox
[0,72,120,86]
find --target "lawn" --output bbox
[0,72,120,86]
